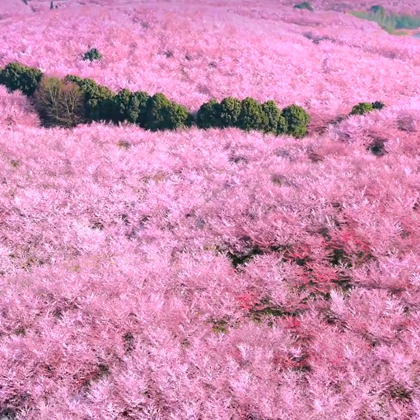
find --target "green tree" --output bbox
[31,76,85,128]
[83,48,103,62]
[371,101,385,110]
[111,89,143,124]
[237,97,265,132]
[293,2,314,11]
[144,93,189,131]
[165,102,190,130]
[64,75,115,122]
[131,91,150,127]
[281,104,311,138]
[0,62,43,97]
[260,100,287,135]
[369,5,387,26]
[349,102,374,116]
[144,93,172,131]
[196,99,222,129]
[218,97,242,128]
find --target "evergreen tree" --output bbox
[83,48,103,62]
[143,93,189,131]
[237,97,265,132]
[164,102,190,130]
[196,99,222,129]
[371,101,385,110]
[0,62,43,97]
[131,91,150,127]
[281,104,311,138]
[218,97,242,128]
[111,89,140,124]
[261,100,288,135]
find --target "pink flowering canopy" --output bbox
[1,0,420,418]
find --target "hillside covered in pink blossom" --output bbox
[1,0,420,418]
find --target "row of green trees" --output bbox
[0,62,312,137]
[0,62,385,137]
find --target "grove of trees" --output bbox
[0,61,385,137]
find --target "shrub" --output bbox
[218,97,242,128]
[261,100,287,135]
[64,75,115,122]
[196,99,222,129]
[349,102,374,116]
[237,97,266,132]
[32,76,85,128]
[143,93,189,131]
[371,101,385,110]
[293,2,314,11]
[83,48,103,62]
[0,62,43,96]
[281,104,311,138]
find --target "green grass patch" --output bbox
[348,7,420,35]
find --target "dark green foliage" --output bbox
[164,102,190,130]
[349,102,374,116]
[371,100,385,110]
[351,5,420,33]
[393,14,420,30]
[64,75,115,121]
[111,89,147,125]
[281,104,311,138]
[144,93,189,131]
[64,74,84,85]
[0,62,43,96]
[261,100,288,135]
[185,112,197,128]
[369,5,386,17]
[132,91,150,127]
[237,97,265,132]
[144,93,172,130]
[0,60,314,138]
[367,139,387,157]
[196,99,222,129]
[218,96,242,128]
[227,246,264,268]
[369,6,388,26]
[83,48,103,62]
[293,2,314,11]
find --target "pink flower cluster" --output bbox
[0,0,420,418]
